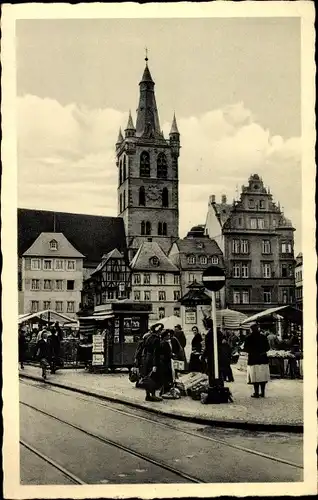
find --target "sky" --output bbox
[16,17,302,253]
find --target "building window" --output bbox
[145,221,152,235]
[238,217,243,226]
[250,218,257,229]
[134,291,141,301]
[67,260,76,271]
[43,259,52,270]
[258,218,265,229]
[162,222,167,236]
[143,274,150,285]
[273,219,277,228]
[67,280,75,291]
[108,290,114,300]
[55,280,63,290]
[144,291,151,301]
[233,264,240,278]
[31,301,39,313]
[233,291,240,304]
[157,153,167,179]
[158,274,165,285]
[133,274,141,285]
[174,290,181,301]
[187,255,196,264]
[158,307,165,319]
[150,256,160,267]
[211,256,219,265]
[141,221,145,235]
[140,151,150,177]
[281,242,292,254]
[241,264,249,278]
[55,259,64,270]
[139,186,145,206]
[281,264,291,278]
[174,307,180,317]
[200,256,207,265]
[31,259,41,270]
[119,161,123,185]
[232,240,240,254]
[158,222,163,235]
[43,279,52,290]
[248,199,255,209]
[67,302,75,313]
[174,275,180,285]
[263,263,271,278]
[31,279,40,290]
[242,291,250,304]
[43,301,51,310]
[262,240,271,254]
[162,187,169,207]
[123,156,127,181]
[159,291,166,301]
[241,240,249,254]
[188,273,196,282]
[119,193,123,213]
[49,239,58,251]
[282,289,288,304]
[263,289,272,304]
[259,200,265,209]
[55,301,63,313]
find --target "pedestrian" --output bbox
[243,324,270,398]
[219,333,234,382]
[158,330,174,396]
[267,331,279,350]
[54,321,63,342]
[173,324,186,349]
[201,317,223,385]
[18,328,27,369]
[133,328,152,386]
[142,323,164,402]
[36,331,51,380]
[188,326,203,372]
[48,328,60,374]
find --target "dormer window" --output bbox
[149,256,160,267]
[187,255,196,265]
[49,239,58,251]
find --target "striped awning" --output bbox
[215,308,248,329]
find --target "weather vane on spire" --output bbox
[145,46,148,63]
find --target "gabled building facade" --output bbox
[222,174,296,315]
[295,252,303,309]
[20,232,84,318]
[115,58,180,260]
[168,226,225,309]
[130,241,181,320]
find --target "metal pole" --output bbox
[211,291,219,380]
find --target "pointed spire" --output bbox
[116,127,124,144]
[170,113,179,135]
[135,55,161,138]
[125,110,135,131]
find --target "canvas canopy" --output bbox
[240,305,302,326]
[18,309,78,326]
[149,315,181,329]
[215,308,248,329]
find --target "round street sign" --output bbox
[202,265,226,292]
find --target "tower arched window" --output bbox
[139,186,146,206]
[119,193,123,213]
[162,187,169,207]
[162,222,167,236]
[157,153,167,179]
[119,160,123,185]
[158,222,162,235]
[141,221,145,235]
[140,151,150,178]
[123,156,127,181]
[145,221,152,235]
[123,190,126,210]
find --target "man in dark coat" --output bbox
[243,324,270,397]
[201,318,223,385]
[173,325,186,349]
[18,328,27,369]
[48,329,61,374]
[36,332,52,380]
[142,324,163,401]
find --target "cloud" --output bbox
[17,95,302,252]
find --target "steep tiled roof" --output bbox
[23,232,84,258]
[213,203,232,226]
[91,249,126,275]
[169,237,224,270]
[130,241,179,272]
[18,208,127,268]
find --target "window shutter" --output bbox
[24,279,31,290]
[24,258,31,270]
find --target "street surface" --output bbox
[20,379,303,485]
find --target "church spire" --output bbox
[125,110,136,138]
[170,113,179,135]
[135,54,161,139]
[116,127,124,145]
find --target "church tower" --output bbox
[116,56,180,261]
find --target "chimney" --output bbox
[210,195,216,204]
[221,194,227,204]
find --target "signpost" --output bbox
[202,265,231,403]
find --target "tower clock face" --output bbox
[147,185,160,201]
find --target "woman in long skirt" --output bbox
[243,324,270,398]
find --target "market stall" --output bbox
[78,301,152,372]
[241,305,303,379]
